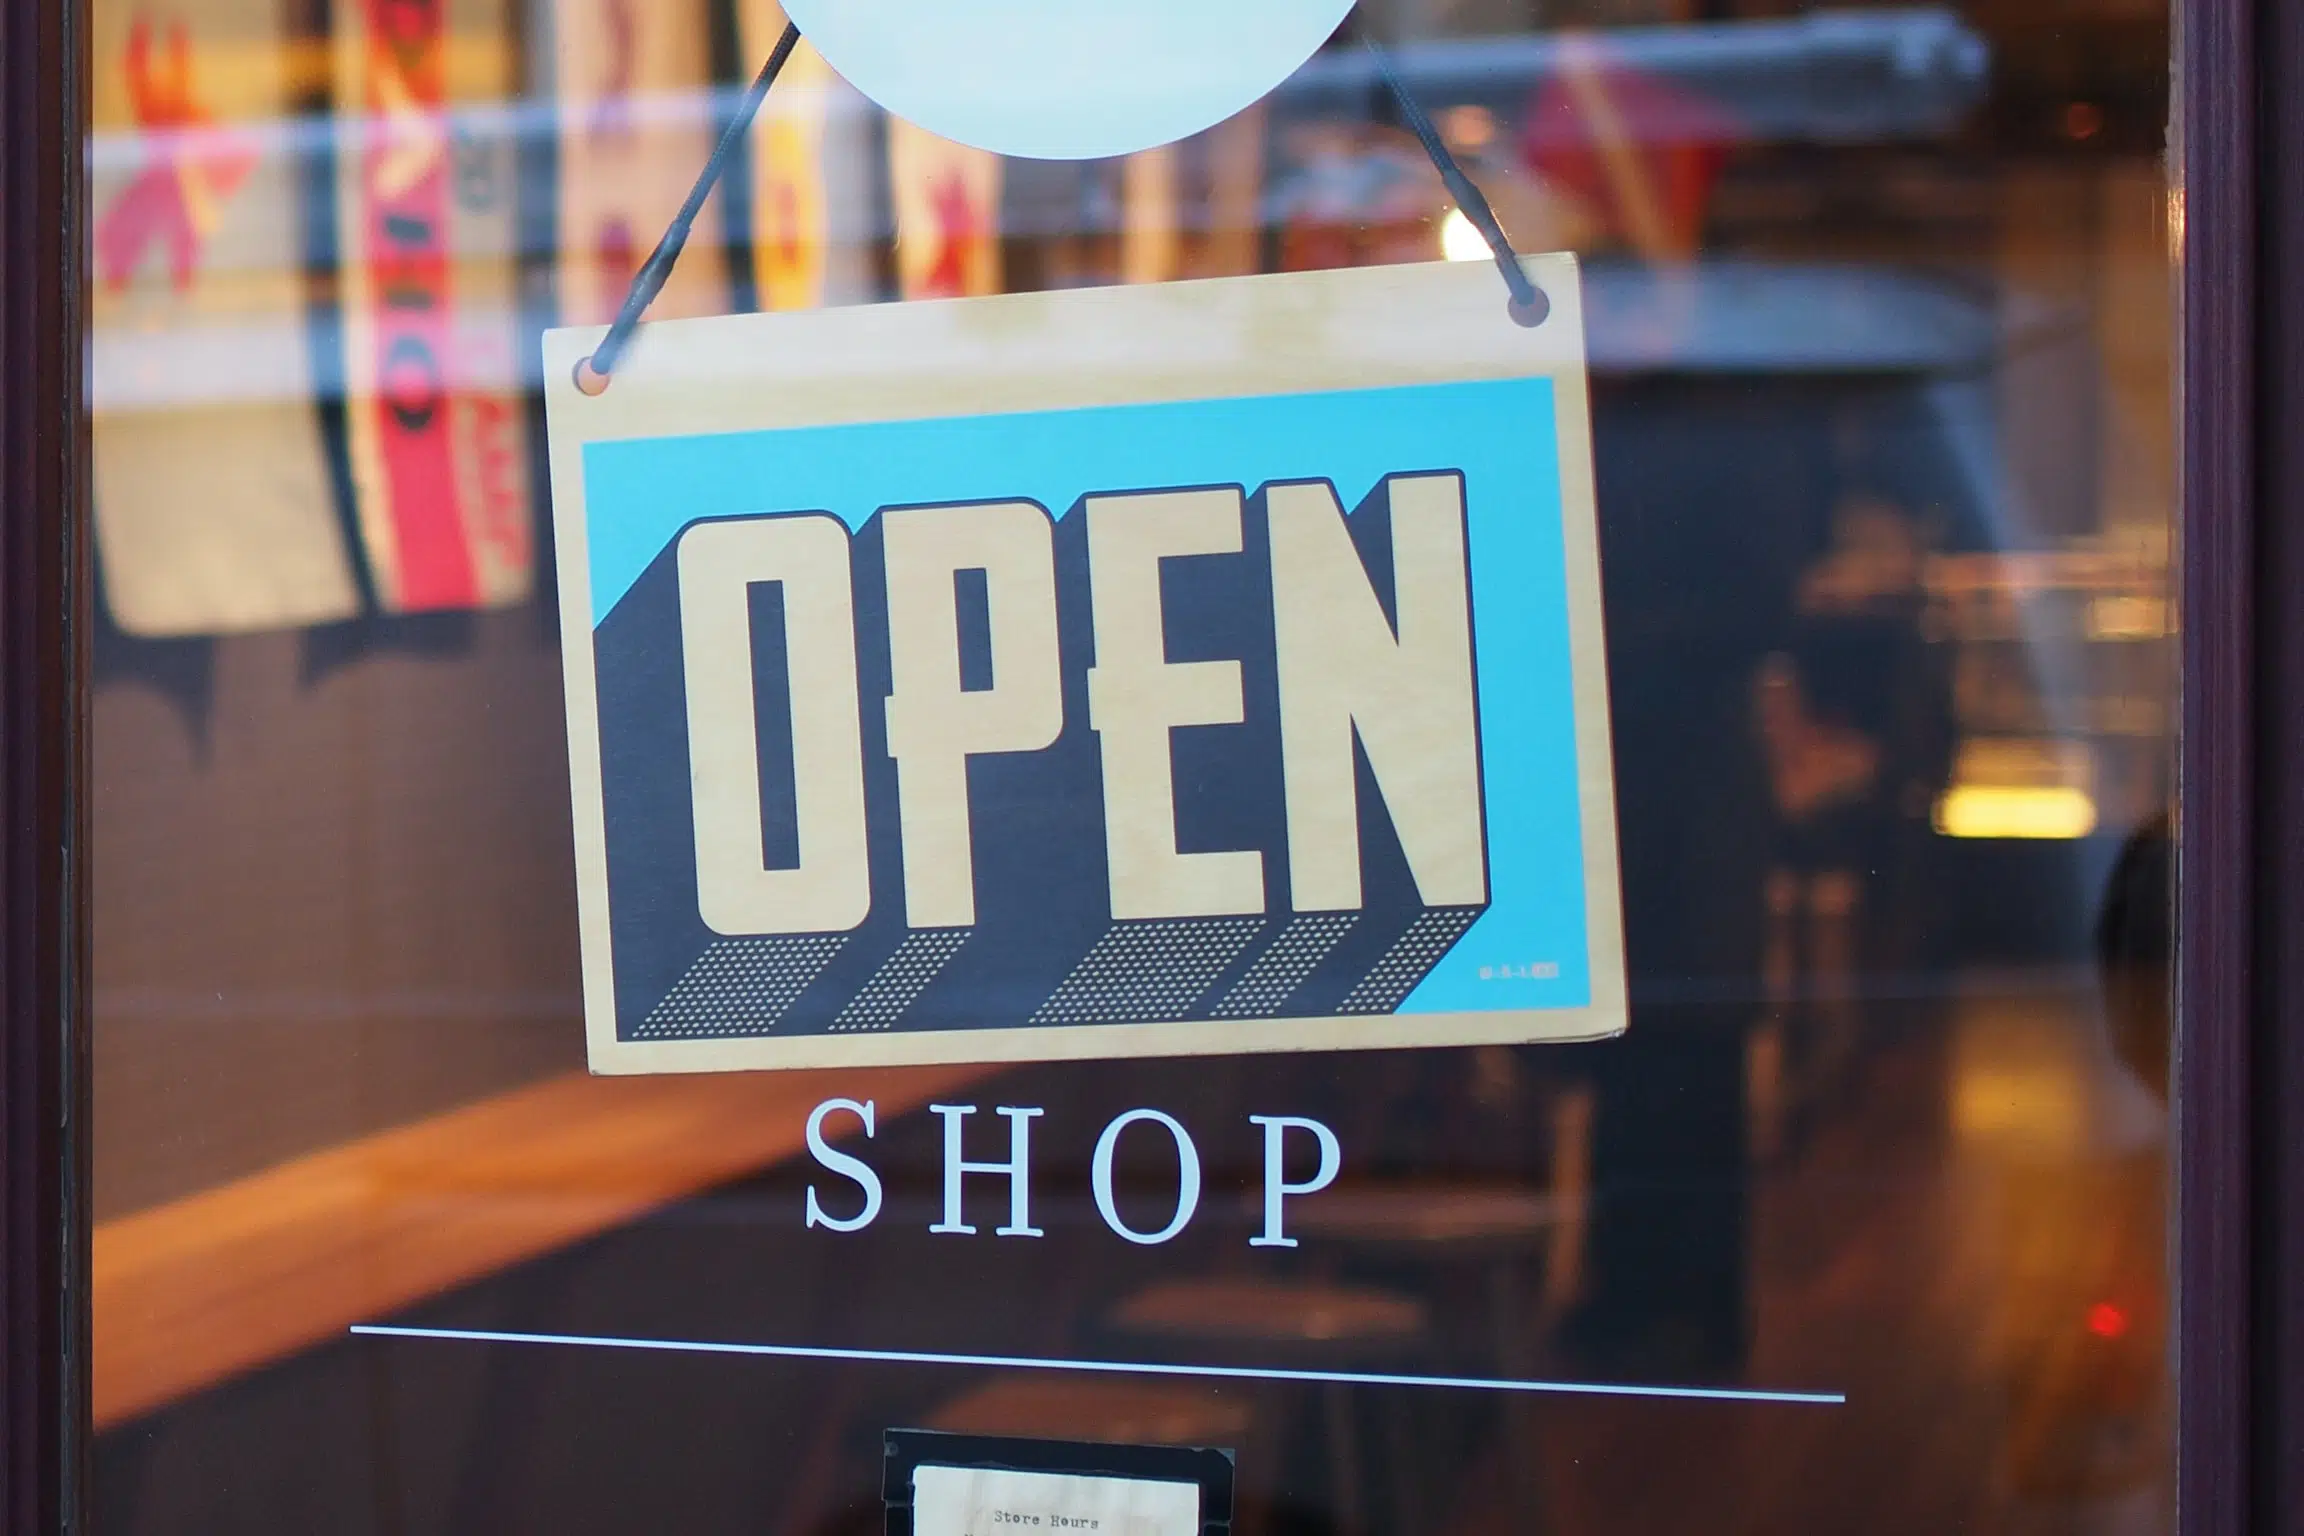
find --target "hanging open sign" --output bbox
[544,257,1624,1073]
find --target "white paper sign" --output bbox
[913,1465,1198,1536]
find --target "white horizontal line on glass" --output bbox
[349,1324,1847,1406]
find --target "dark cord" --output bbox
[577,20,803,389]
[577,12,1546,389]
[1361,35,1547,326]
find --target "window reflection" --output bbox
[91,0,2173,1530]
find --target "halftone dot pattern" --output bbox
[1211,912,1359,1017]
[636,935,847,1039]
[1337,907,1483,1014]
[1029,918,1263,1024]
[828,928,970,1033]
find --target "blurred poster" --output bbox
[332,0,533,612]
[1272,122,1450,272]
[1119,144,1180,286]
[737,0,829,313]
[1191,105,1265,279]
[1521,33,1737,261]
[747,27,830,310]
[90,0,361,637]
[553,0,731,325]
[887,115,1001,300]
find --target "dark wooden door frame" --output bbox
[2258,1,2304,1520]
[0,0,2281,1528]
[0,0,89,1528]
[2176,0,2304,1528]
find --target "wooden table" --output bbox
[93,1063,991,1428]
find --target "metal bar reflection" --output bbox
[1275,9,1989,142]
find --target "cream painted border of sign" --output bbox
[544,255,1625,1076]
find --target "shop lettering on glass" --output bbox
[801,1097,1344,1249]
[547,259,1626,1071]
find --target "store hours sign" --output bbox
[543,257,1625,1073]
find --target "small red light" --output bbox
[2086,1302,2130,1339]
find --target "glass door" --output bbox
[67,0,2205,1530]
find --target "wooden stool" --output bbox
[926,1375,1252,1447]
[1293,1184,1564,1244]
[1110,1277,1426,1348]
[1106,1277,1429,1536]
[1282,1085,1593,1535]
[1293,1185,1569,1534]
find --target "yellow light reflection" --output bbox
[1440,207,1487,263]
[1934,785,2100,840]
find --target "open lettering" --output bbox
[584,465,1505,1043]
[678,474,1486,938]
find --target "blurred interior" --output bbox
[90,0,2174,1529]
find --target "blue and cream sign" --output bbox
[544,257,1625,1073]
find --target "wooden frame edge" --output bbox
[2244,0,2304,1520]
[0,0,90,1525]
[2174,0,2257,1525]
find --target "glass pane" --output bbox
[90,0,2174,1531]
